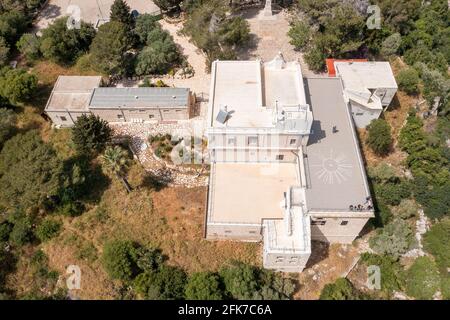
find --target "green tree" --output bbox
[219,261,258,300]
[110,0,134,27]
[366,119,392,155]
[134,14,159,45]
[7,210,34,246]
[0,37,9,66]
[0,68,38,104]
[185,272,224,300]
[17,33,41,61]
[0,10,28,46]
[396,68,420,95]
[0,131,63,209]
[369,219,416,259]
[135,29,180,75]
[153,0,183,13]
[40,17,96,65]
[71,114,112,156]
[423,218,450,272]
[101,145,132,193]
[35,218,61,242]
[288,20,311,51]
[134,265,187,299]
[102,240,139,281]
[89,21,130,75]
[406,256,440,300]
[217,17,250,47]
[319,278,366,300]
[0,107,15,146]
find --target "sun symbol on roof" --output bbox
[310,150,353,185]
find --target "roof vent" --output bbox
[172,95,177,99]
[135,96,139,99]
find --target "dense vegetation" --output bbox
[102,241,296,300]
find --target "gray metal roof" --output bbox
[89,87,190,109]
[304,77,372,213]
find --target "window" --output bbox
[139,109,145,112]
[224,230,232,234]
[276,256,284,263]
[117,114,124,119]
[276,154,284,160]
[248,136,258,146]
[289,257,298,264]
[228,137,236,145]
[311,219,326,226]
[340,220,348,226]
[249,231,256,234]
[356,112,364,116]
[176,109,182,112]
[163,110,170,113]
[290,139,297,145]
[149,115,154,119]
[60,116,67,121]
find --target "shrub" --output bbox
[102,240,139,281]
[36,219,61,242]
[373,180,411,206]
[369,219,416,259]
[360,253,405,296]
[319,278,366,300]
[134,14,159,45]
[185,272,224,300]
[366,119,392,155]
[406,256,440,300]
[423,218,450,272]
[396,68,420,95]
[392,199,419,219]
[368,163,399,184]
[380,33,401,57]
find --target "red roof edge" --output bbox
[326,58,369,77]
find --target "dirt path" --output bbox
[158,20,211,94]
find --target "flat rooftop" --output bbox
[335,62,398,91]
[304,78,371,212]
[45,76,102,112]
[263,62,307,108]
[89,87,190,109]
[209,59,307,129]
[208,162,300,224]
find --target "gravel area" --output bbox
[111,120,209,188]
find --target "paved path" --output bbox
[158,20,211,95]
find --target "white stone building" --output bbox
[334,61,398,128]
[205,54,374,272]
